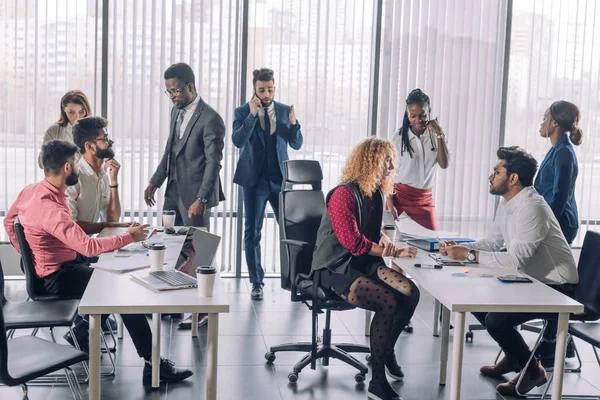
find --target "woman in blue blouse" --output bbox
[535,100,583,365]
[535,100,583,244]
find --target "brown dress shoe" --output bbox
[495,361,547,396]
[480,355,521,378]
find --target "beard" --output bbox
[95,147,115,159]
[66,170,80,186]
[489,181,509,196]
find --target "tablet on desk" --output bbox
[497,275,533,283]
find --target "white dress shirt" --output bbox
[257,102,276,134]
[389,127,447,189]
[468,186,578,285]
[66,158,111,223]
[178,95,201,138]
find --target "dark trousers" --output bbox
[242,178,281,284]
[164,181,211,230]
[473,283,576,367]
[43,256,153,359]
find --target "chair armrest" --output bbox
[281,239,309,248]
[280,239,309,293]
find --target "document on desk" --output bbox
[395,212,458,239]
[90,253,151,273]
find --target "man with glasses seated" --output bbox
[4,140,193,387]
[144,62,226,330]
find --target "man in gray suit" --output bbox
[144,63,225,330]
[144,63,225,230]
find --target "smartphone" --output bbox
[497,275,533,283]
[443,261,466,266]
[414,263,443,269]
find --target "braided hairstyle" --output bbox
[398,88,431,157]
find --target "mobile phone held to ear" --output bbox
[414,263,443,269]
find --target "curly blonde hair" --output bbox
[341,137,396,197]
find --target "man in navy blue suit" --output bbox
[232,68,303,300]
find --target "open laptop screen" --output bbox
[174,228,221,278]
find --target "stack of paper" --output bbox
[394,212,458,239]
[91,253,151,273]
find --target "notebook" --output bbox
[130,227,221,291]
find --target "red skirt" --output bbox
[391,183,438,230]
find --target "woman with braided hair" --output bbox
[311,137,419,400]
[534,100,583,364]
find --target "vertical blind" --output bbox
[377,0,509,239]
[0,0,101,239]
[244,0,376,275]
[504,0,600,246]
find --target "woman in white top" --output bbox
[38,90,91,168]
[387,89,450,230]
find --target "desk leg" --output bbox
[364,310,372,336]
[450,312,466,400]
[192,313,199,337]
[433,299,441,337]
[551,312,569,400]
[116,314,124,339]
[152,313,161,388]
[207,313,219,400]
[439,306,450,385]
[89,314,101,400]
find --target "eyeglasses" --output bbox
[94,136,111,144]
[164,82,188,97]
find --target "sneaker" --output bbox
[367,380,402,400]
[178,314,209,330]
[403,320,413,333]
[64,330,89,355]
[143,357,194,387]
[251,283,264,300]
[384,352,405,380]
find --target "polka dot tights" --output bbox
[344,265,420,384]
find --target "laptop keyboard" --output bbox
[150,271,197,286]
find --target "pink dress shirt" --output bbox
[4,179,133,278]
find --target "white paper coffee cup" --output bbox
[149,244,166,271]
[382,227,396,243]
[196,266,217,297]
[162,210,176,230]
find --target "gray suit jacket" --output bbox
[149,97,226,209]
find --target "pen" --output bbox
[436,237,447,246]
[146,228,158,241]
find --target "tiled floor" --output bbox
[2,277,600,399]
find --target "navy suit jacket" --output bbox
[232,101,303,188]
[534,134,579,230]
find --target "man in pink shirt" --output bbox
[4,140,193,387]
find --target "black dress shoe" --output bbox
[143,357,194,387]
[385,352,404,380]
[178,314,209,330]
[403,320,413,333]
[367,380,402,400]
[64,331,89,355]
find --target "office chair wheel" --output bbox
[355,373,366,383]
[365,354,372,363]
[465,331,474,342]
[288,372,299,383]
[265,352,276,363]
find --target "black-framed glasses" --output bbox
[164,82,188,97]
[94,136,111,144]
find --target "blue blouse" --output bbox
[534,135,579,230]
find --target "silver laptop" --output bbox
[131,227,221,291]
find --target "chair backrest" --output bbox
[0,295,10,385]
[279,160,324,296]
[0,260,7,306]
[575,230,600,319]
[13,218,58,301]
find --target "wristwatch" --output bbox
[467,249,477,262]
[197,197,209,204]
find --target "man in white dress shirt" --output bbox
[442,146,578,396]
[68,117,131,235]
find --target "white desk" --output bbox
[79,228,230,400]
[390,251,583,400]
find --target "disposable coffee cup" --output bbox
[196,266,217,297]
[149,244,166,271]
[382,225,397,243]
[162,210,176,230]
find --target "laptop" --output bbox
[131,227,221,291]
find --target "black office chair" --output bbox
[0,299,88,399]
[13,218,116,376]
[264,160,370,383]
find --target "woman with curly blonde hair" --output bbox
[311,137,419,400]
